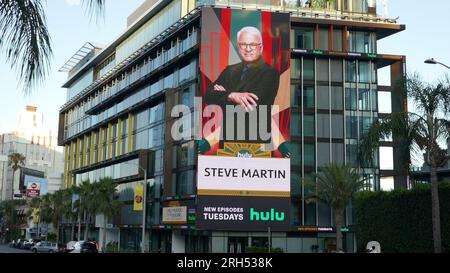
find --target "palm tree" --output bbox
[60,188,77,242]
[7,153,26,197]
[27,197,41,239]
[306,164,368,252]
[0,199,26,242]
[95,177,122,253]
[360,74,450,253]
[0,0,105,94]
[47,190,66,243]
[39,194,53,241]
[77,179,96,241]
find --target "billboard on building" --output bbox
[197,7,291,231]
[24,175,48,199]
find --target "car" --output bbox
[15,238,26,249]
[31,241,61,253]
[9,240,15,248]
[23,239,41,250]
[67,240,98,254]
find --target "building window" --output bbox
[346,143,358,167]
[304,143,315,167]
[358,61,370,83]
[304,115,315,138]
[317,85,329,110]
[330,59,343,82]
[294,27,314,50]
[317,142,330,167]
[303,86,315,109]
[378,91,392,114]
[348,31,375,53]
[359,116,373,136]
[291,58,301,80]
[379,147,394,170]
[291,112,301,137]
[331,86,343,110]
[316,59,329,82]
[345,87,357,111]
[352,0,369,14]
[303,59,315,81]
[346,115,358,139]
[333,29,343,51]
[291,85,301,107]
[291,143,302,166]
[332,143,344,165]
[317,114,330,138]
[345,60,357,82]
[174,170,195,196]
[331,115,344,139]
[380,176,395,191]
[318,29,329,51]
[358,88,371,111]
[174,141,195,168]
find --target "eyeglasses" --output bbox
[238,43,261,50]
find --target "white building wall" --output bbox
[0,106,64,200]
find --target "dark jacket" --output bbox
[204,57,280,143]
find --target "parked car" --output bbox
[67,240,98,254]
[15,238,26,249]
[23,239,41,250]
[31,241,61,253]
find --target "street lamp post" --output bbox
[424,58,450,70]
[141,167,147,254]
[124,161,148,253]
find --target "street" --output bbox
[0,244,31,253]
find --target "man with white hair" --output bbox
[204,26,280,145]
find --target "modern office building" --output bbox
[58,0,406,253]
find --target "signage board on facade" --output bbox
[196,7,291,231]
[24,175,48,198]
[26,182,41,199]
[197,196,290,231]
[162,206,188,225]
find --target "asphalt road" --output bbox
[0,244,31,253]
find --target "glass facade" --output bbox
[290,54,379,227]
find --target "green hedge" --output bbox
[354,182,450,253]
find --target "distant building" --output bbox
[0,106,64,201]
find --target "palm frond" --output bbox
[81,0,105,22]
[0,0,52,94]
[305,164,369,211]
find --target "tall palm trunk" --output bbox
[71,221,75,241]
[84,212,89,241]
[56,223,60,244]
[335,208,344,252]
[430,166,442,253]
[102,215,107,253]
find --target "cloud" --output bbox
[65,0,81,6]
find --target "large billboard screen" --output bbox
[197,7,291,231]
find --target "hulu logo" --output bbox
[250,208,285,222]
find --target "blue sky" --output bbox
[0,0,449,136]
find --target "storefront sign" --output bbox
[163,206,188,224]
